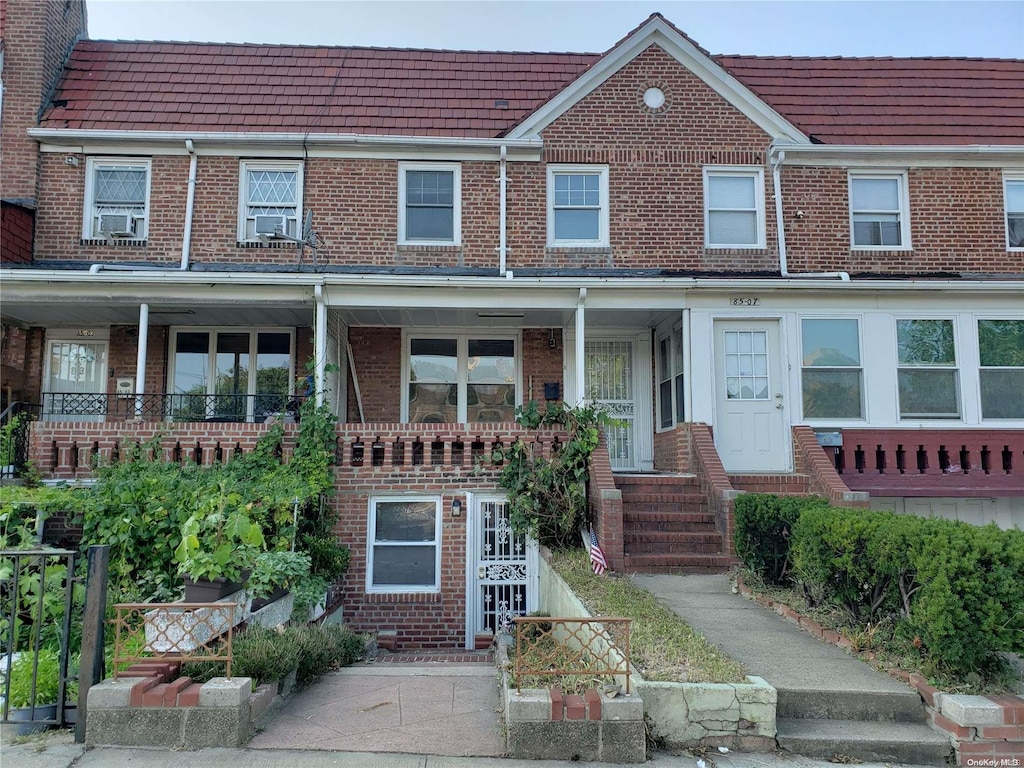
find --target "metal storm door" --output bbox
[584,339,637,470]
[713,320,788,471]
[470,495,537,637]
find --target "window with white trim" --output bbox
[399,163,461,244]
[850,173,910,249]
[547,165,609,246]
[801,318,864,419]
[1005,176,1024,250]
[239,161,302,241]
[657,327,685,429]
[978,319,1024,419]
[405,334,518,424]
[367,497,441,592]
[896,319,960,419]
[703,167,765,248]
[83,158,150,239]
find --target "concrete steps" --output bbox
[776,687,927,723]
[776,717,951,764]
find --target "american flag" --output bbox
[588,525,608,575]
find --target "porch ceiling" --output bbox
[336,307,674,328]
[0,302,313,328]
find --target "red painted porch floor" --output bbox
[248,654,504,757]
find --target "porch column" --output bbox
[134,303,149,418]
[314,285,326,407]
[575,288,586,405]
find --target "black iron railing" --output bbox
[40,393,305,424]
[1,402,39,480]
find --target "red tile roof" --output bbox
[40,40,1024,145]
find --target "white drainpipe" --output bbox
[314,283,327,408]
[770,143,850,282]
[498,144,508,276]
[134,302,149,417]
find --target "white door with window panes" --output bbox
[43,338,109,422]
[467,494,537,644]
[585,338,641,471]
[713,320,788,471]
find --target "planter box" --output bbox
[144,590,250,653]
[249,591,294,628]
[8,703,57,735]
[182,575,246,602]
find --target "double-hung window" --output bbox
[84,158,150,239]
[239,161,302,241]
[405,334,518,424]
[704,167,765,248]
[399,163,460,244]
[978,319,1024,419]
[657,327,685,429]
[367,497,441,592]
[800,319,864,419]
[850,173,910,248]
[1005,176,1024,250]
[896,319,959,419]
[547,165,609,246]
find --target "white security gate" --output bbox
[467,494,537,644]
[585,339,637,470]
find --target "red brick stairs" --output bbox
[618,474,733,574]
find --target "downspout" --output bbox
[89,139,198,273]
[498,144,508,277]
[313,283,327,408]
[770,143,850,281]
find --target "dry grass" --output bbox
[549,549,746,683]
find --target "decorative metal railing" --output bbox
[40,392,305,424]
[512,616,632,693]
[1,402,39,479]
[111,603,236,678]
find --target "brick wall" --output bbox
[1,202,35,263]
[653,423,690,473]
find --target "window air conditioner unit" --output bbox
[254,215,286,236]
[98,213,135,237]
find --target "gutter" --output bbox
[770,142,850,282]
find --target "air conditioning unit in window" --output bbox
[98,213,136,237]
[254,215,286,237]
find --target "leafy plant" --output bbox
[289,623,365,686]
[248,550,311,600]
[6,649,60,708]
[497,400,612,548]
[291,575,330,620]
[173,486,265,583]
[733,493,830,585]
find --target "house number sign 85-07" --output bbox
[730,297,761,307]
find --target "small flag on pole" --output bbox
[588,525,607,575]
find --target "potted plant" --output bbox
[248,550,311,611]
[174,486,265,601]
[4,649,60,735]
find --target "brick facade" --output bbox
[1,202,34,263]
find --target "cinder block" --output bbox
[86,707,185,748]
[941,695,1006,727]
[599,719,647,763]
[198,677,252,708]
[506,689,552,722]
[182,706,250,748]
[603,693,643,721]
[248,684,276,724]
[87,678,136,709]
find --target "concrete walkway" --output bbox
[631,573,914,696]
[248,664,505,757]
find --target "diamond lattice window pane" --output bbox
[95,168,146,205]
[248,170,297,205]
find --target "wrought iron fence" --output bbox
[1,402,39,480]
[0,548,79,730]
[41,392,305,424]
[512,616,632,694]
[111,603,236,678]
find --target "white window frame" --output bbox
[655,325,685,431]
[398,162,461,245]
[894,317,961,420]
[799,316,866,422]
[977,317,1024,420]
[237,160,304,242]
[546,164,610,247]
[366,495,442,594]
[1004,174,1024,251]
[849,171,911,250]
[401,330,522,424]
[82,157,152,240]
[703,166,766,249]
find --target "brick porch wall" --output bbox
[687,422,737,559]
[791,425,867,507]
[588,437,624,571]
[653,423,691,473]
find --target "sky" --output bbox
[84,0,1024,58]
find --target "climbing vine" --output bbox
[496,400,613,548]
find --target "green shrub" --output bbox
[231,625,300,686]
[290,624,365,687]
[6,649,60,708]
[733,493,829,584]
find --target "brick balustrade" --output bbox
[688,422,738,559]
[589,436,624,571]
[791,425,868,507]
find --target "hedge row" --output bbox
[734,494,1024,676]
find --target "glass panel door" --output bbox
[214,332,250,421]
[255,332,292,417]
[468,339,516,423]
[408,338,458,423]
[44,341,108,422]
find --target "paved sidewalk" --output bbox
[631,573,914,695]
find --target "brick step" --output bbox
[622,511,716,525]
[620,492,707,505]
[614,474,699,486]
[623,553,734,574]
[624,530,723,546]
[728,474,812,494]
[626,541,724,555]
[624,523,719,536]
[621,502,710,517]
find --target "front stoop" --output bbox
[618,474,732,574]
[776,717,952,764]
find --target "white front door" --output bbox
[467,494,537,645]
[585,338,638,471]
[713,320,788,471]
[43,339,109,422]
